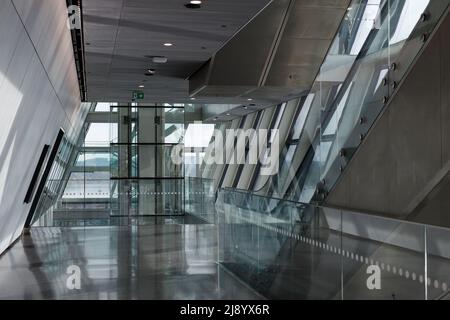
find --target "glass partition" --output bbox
[340,210,426,300]
[185,177,216,223]
[217,188,450,300]
[110,144,183,179]
[425,226,450,300]
[311,0,447,203]
[110,179,184,217]
[110,105,185,217]
[257,0,449,204]
[32,103,187,225]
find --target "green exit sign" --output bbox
[132,91,144,100]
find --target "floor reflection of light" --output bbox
[185,225,216,275]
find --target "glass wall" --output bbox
[248,0,450,204]
[110,105,185,217]
[32,102,95,226]
[183,105,221,223]
[298,0,449,203]
[33,103,187,226]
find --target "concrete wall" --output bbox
[326,13,450,227]
[0,0,84,255]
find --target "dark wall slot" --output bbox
[23,145,50,204]
[24,129,65,229]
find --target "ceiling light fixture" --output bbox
[139,85,145,88]
[185,0,202,9]
[247,98,253,101]
[145,69,156,76]
[153,56,168,64]
[145,55,168,64]
[163,43,173,47]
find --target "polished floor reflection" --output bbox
[0,225,262,300]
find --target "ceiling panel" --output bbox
[83,0,271,102]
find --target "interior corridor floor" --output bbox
[0,225,262,300]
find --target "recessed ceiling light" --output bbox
[190,97,196,100]
[247,98,253,101]
[139,85,145,88]
[153,56,168,64]
[185,0,202,8]
[145,55,168,64]
[163,43,173,47]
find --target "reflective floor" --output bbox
[0,225,262,300]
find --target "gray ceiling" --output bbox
[83,0,271,103]
[190,0,350,121]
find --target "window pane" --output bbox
[185,123,215,148]
[75,152,110,167]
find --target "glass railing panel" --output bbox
[294,0,449,203]
[341,210,426,300]
[185,177,216,223]
[217,189,343,299]
[217,189,450,300]
[426,225,450,300]
[32,178,114,226]
[298,142,322,203]
[35,215,203,228]
[218,191,263,286]
[34,176,185,226]
[297,206,343,300]
[388,0,450,95]
[319,33,391,187]
[110,179,184,217]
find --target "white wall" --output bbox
[0,0,84,255]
